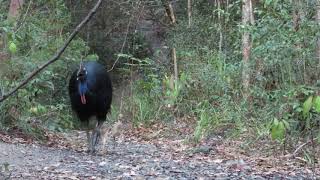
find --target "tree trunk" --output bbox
[161,0,176,24]
[8,0,24,20]
[218,0,223,53]
[316,1,320,68]
[292,0,307,84]
[1,0,24,62]
[241,0,253,99]
[172,48,178,82]
[161,0,178,91]
[188,0,192,27]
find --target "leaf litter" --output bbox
[0,121,319,179]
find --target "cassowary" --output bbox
[68,61,112,153]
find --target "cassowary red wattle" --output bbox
[68,61,112,153]
[78,82,88,104]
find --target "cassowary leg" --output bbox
[100,128,108,154]
[90,121,103,153]
[80,121,92,153]
[86,130,91,152]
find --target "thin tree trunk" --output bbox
[292,0,307,84]
[188,0,192,27]
[172,48,178,82]
[242,0,253,99]
[161,0,176,24]
[161,0,178,91]
[316,1,320,68]
[3,0,24,57]
[292,0,300,84]
[8,0,24,20]
[249,0,254,25]
[1,0,24,63]
[217,0,223,54]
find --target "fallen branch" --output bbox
[285,137,319,158]
[0,0,102,103]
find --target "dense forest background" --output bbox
[0,0,320,166]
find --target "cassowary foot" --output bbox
[85,130,95,154]
[87,143,97,154]
[89,129,101,154]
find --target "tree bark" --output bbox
[8,0,24,20]
[292,0,307,84]
[188,0,192,27]
[172,48,178,82]
[161,0,177,90]
[316,1,320,68]
[249,0,254,25]
[217,0,223,53]
[1,0,24,69]
[161,0,176,24]
[241,0,253,99]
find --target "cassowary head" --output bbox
[76,63,87,81]
[77,63,88,104]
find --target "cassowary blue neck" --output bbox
[78,81,88,95]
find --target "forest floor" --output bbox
[0,121,319,180]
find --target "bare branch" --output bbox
[285,137,319,158]
[0,0,103,103]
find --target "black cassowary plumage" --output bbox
[68,61,112,153]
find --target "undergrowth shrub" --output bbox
[0,0,89,137]
[167,0,320,144]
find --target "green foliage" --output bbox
[253,1,318,87]
[314,96,320,113]
[8,41,17,54]
[301,95,320,130]
[192,101,221,142]
[0,0,319,146]
[303,96,313,119]
[194,107,211,142]
[130,68,166,125]
[0,0,89,135]
[269,86,320,144]
[166,0,320,143]
[132,94,158,126]
[154,1,243,140]
[270,118,289,141]
[163,72,188,106]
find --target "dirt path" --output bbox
[0,128,318,180]
[1,139,220,179]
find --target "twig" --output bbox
[287,137,319,158]
[107,18,132,72]
[108,1,142,72]
[0,0,103,103]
